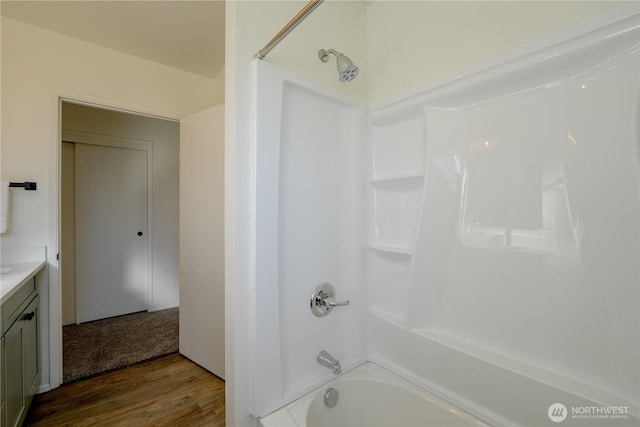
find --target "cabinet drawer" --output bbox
[2,278,36,336]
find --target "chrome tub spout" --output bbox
[317,350,342,375]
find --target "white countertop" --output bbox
[1,261,46,304]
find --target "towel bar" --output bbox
[9,182,37,191]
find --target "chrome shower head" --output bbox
[318,49,359,83]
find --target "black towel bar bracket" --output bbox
[9,182,37,191]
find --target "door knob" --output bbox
[137,231,143,236]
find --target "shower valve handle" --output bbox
[310,283,350,317]
[326,297,350,308]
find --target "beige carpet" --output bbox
[63,307,179,383]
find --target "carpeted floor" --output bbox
[63,307,179,383]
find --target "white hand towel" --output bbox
[1,180,10,234]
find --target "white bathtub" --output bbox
[259,362,490,427]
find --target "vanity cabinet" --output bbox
[1,336,5,424]
[1,278,39,427]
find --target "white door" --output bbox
[179,105,225,378]
[75,143,148,323]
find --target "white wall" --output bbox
[1,16,219,391]
[226,2,366,425]
[366,1,633,101]
[61,103,181,321]
[179,104,225,379]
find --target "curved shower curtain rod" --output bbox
[255,0,324,60]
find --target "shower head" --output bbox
[318,49,359,83]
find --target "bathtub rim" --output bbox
[258,360,492,427]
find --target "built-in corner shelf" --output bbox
[368,173,424,253]
[367,117,427,336]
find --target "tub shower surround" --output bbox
[252,10,639,426]
[252,61,367,416]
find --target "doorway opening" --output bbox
[60,101,180,382]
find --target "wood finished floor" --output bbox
[25,353,225,427]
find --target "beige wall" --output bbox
[60,142,75,326]
[1,16,217,249]
[237,1,367,100]
[61,103,181,325]
[1,16,219,390]
[179,104,225,379]
[211,67,225,105]
[366,1,633,101]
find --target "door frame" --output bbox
[52,94,179,390]
[62,130,153,321]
